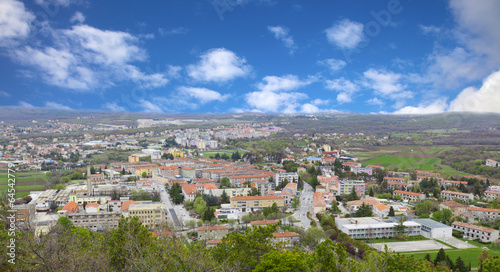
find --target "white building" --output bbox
[215,204,240,220]
[275,172,299,187]
[452,221,499,243]
[413,219,452,238]
[441,190,474,202]
[339,220,422,239]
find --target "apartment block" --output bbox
[67,212,122,231]
[484,190,500,200]
[440,190,474,202]
[467,207,500,221]
[452,221,499,243]
[128,203,167,228]
[337,180,365,198]
[230,195,285,212]
[393,190,425,203]
[198,225,230,240]
[275,172,299,186]
[338,220,421,239]
[439,201,467,217]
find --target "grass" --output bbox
[294,141,307,147]
[362,156,422,169]
[424,128,471,134]
[201,152,232,158]
[0,171,48,198]
[401,239,500,269]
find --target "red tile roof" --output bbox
[393,190,423,197]
[452,221,497,233]
[231,195,284,201]
[272,232,300,238]
[62,201,79,214]
[121,200,139,211]
[197,225,229,231]
[467,207,500,213]
[250,220,279,225]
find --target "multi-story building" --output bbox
[467,207,500,221]
[229,174,275,187]
[230,195,285,213]
[128,203,167,229]
[275,172,299,186]
[68,195,112,206]
[337,180,365,198]
[215,204,240,220]
[452,221,499,242]
[197,225,230,240]
[439,180,468,188]
[440,190,474,202]
[439,201,467,217]
[392,190,425,203]
[484,190,500,200]
[413,218,452,238]
[387,181,408,191]
[271,232,300,247]
[13,203,36,229]
[486,159,498,168]
[67,212,122,231]
[338,219,422,239]
[253,180,276,195]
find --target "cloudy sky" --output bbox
[0,0,499,114]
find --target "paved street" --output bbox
[293,182,314,229]
[154,181,195,230]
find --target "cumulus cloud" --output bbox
[325,77,359,104]
[103,102,125,111]
[257,74,316,92]
[363,68,405,96]
[318,58,347,73]
[139,99,163,113]
[267,26,297,54]
[0,0,35,46]
[178,86,230,104]
[325,19,364,49]
[45,101,72,110]
[187,48,251,83]
[300,103,320,114]
[449,70,500,113]
[11,24,168,91]
[367,97,384,106]
[70,11,85,24]
[393,99,448,114]
[246,90,307,113]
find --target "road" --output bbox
[155,181,195,230]
[293,182,314,229]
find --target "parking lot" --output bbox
[369,240,451,252]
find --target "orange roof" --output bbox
[62,201,79,213]
[202,183,218,190]
[121,200,139,211]
[86,202,99,208]
[230,195,284,201]
[284,183,297,189]
[485,190,500,195]
[441,190,472,196]
[206,239,223,245]
[251,220,279,225]
[452,221,497,233]
[181,184,198,195]
[467,207,500,213]
[393,190,423,197]
[197,225,229,231]
[376,204,390,210]
[272,232,300,238]
[441,201,466,208]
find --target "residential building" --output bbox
[440,180,468,188]
[85,202,100,213]
[337,180,365,198]
[198,225,230,240]
[387,181,408,191]
[275,172,299,186]
[346,197,381,213]
[253,180,275,195]
[128,202,168,228]
[271,232,300,247]
[68,195,111,206]
[181,184,198,202]
[413,218,452,238]
[269,190,291,205]
[60,201,79,214]
[393,190,425,203]
[452,221,499,243]
[230,195,285,213]
[336,218,422,239]
[67,212,121,231]
[250,220,279,226]
[486,159,498,168]
[440,190,474,202]
[467,207,500,221]
[215,204,240,220]
[484,190,500,200]
[439,201,467,217]
[283,182,297,196]
[373,204,391,218]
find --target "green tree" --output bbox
[347,187,359,201]
[194,196,207,215]
[55,183,67,190]
[394,216,407,237]
[57,216,73,229]
[492,199,500,209]
[220,177,231,187]
[368,186,375,197]
[202,207,215,221]
[354,203,373,217]
[168,183,184,204]
[432,210,444,223]
[483,256,500,272]
[221,189,229,204]
[291,197,300,209]
[388,206,395,216]
[90,165,96,174]
[434,248,446,266]
[455,256,467,272]
[254,250,310,272]
[141,171,147,178]
[441,208,453,224]
[303,226,326,248]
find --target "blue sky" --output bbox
[1,0,499,114]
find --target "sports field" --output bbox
[369,240,451,252]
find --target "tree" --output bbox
[368,186,375,197]
[432,210,444,223]
[291,197,300,209]
[441,208,453,224]
[455,256,467,272]
[394,194,403,201]
[202,207,215,221]
[303,226,326,248]
[221,190,229,204]
[434,248,446,266]
[168,183,184,204]
[231,151,241,161]
[185,219,197,230]
[479,249,491,265]
[57,216,73,229]
[220,177,231,187]
[90,165,96,174]
[55,183,67,190]
[347,187,359,201]
[141,171,147,178]
[388,206,395,216]
[483,256,500,272]
[254,250,309,272]
[492,199,500,209]
[193,196,207,215]
[354,203,373,217]
[394,216,407,237]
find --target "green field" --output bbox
[362,156,422,169]
[294,141,307,147]
[201,152,232,158]
[0,171,48,197]
[401,239,500,269]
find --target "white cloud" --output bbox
[158,27,188,36]
[45,101,72,110]
[0,0,35,46]
[325,77,359,104]
[393,99,448,114]
[19,101,34,108]
[11,24,168,91]
[325,19,364,49]
[35,0,75,7]
[300,103,320,114]
[0,91,10,97]
[245,90,307,113]
[257,74,315,92]
[187,48,251,83]
[166,65,182,79]
[419,25,441,35]
[178,86,230,104]
[311,98,329,106]
[70,11,85,24]
[449,70,500,113]
[367,98,384,106]
[363,68,406,96]
[103,102,125,111]
[318,58,347,72]
[267,26,297,54]
[139,99,163,113]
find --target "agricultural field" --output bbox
[0,171,48,198]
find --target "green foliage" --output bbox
[254,250,310,272]
[347,187,359,201]
[303,226,326,248]
[168,182,184,204]
[354,203,373,217]
[263,202,280,217]
[291,197,300,209]
[220,177,231,187]
[221,190,230,204]
[388,206,395,216]
[194,196,207,215]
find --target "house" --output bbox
[346,197,381,213]
[393,190,425,203]
[181,184,198,202]
[85,202,100,213]
[269,190,291,205]
[484,190,500,200]
[60,201,79,214]
[440,190,474,202]
[283,182,297,196]
[373,204,391,218]
[386,181,408,191]
[313,192,327,214]
[230,195,285,213]
[198,225,230,240]
[467,207,500,221]
[250,220,279,226]
[215,204,240,220]
[272,232,300,247]
[439,201,467,217]
[452,221,499,243]
[486,159,498,168]
[413,218,452,238]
